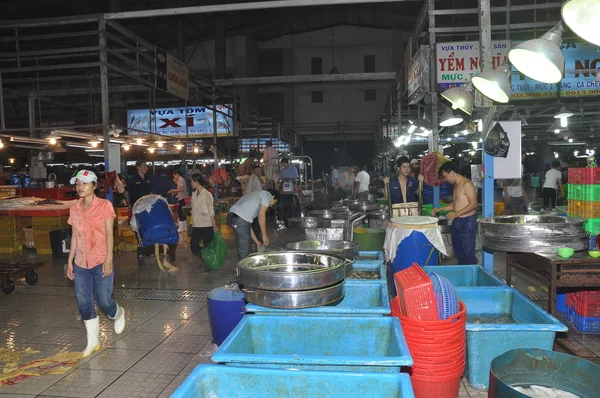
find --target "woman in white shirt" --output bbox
[190,174,218,261]
[542,160,563,211]
[168,170,189,232]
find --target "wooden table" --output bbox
[507,252,600,316]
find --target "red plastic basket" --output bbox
[568,290,600,318]
[410,376,461,398]
[569,167,600,185]
[394,263,438,321]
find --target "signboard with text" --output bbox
[127,105,234,138]
[407,46,432,104]
[156,47,189,101]
[436,40,600,99]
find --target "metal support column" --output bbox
[28,94,35,138]
[212,86,218,169]
[215,19,226,80]
[479,0,494,272]
[176,0,185,61]
[0,74,5,130]
[427,0,441,209]
[99,18,113,202]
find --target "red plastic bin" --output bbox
[411,375,461,398]
[569,167,600,185]
[393,263,438,321]
[568,290,600,318]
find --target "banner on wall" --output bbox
[407,46,432,104]
[127,105,234,138]
[436,40,600,99]
[155,47,189,101]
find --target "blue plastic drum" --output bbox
[389,230,438,296]
[207,287,245,345]
[134,196,179,247]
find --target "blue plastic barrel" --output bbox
[207,286,245,345]
[390,230,438,296]
[135,197,179,246]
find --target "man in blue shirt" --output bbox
[331,164,340,189]
[279,158,299,180]
[384,157,422,204]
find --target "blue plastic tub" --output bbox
[354,250,384,266]
[422,265,506,288]
[390,230,438,295]
[207,287,246,345]
[212,315,413,372]
[245,281,390,316]
[458,288,568,389]
[135,197,179,246]
[172,365,415,398]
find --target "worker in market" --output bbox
[189,174,218,264]
[354,165,371,201]
[501,152,529,215]
[168,170,189,232]
[262,141,279,189]
[383,157,424,204]
[541,160,563,212]
[238,151,256,193]
[278,158,299,181]
[66,169,125,357]
[330,164,341,199]
[410,158,420,178]
[227,189,280,259]
[432,162,478,265]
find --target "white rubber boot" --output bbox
[110,304,126,334]
[82,317,100,357]
[178,221,186,233]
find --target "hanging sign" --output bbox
[436,40,600,99]
[407,46,432,104]
[155,47,189,101]
[127,105,234,138]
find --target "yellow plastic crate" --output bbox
[118,242,138,252]
[32,231,52,250]
[32,215,69,231]
[0,245,22,254]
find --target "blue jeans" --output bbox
[451,215,478,265]
[74,264,117,321]
[227,213,253,259]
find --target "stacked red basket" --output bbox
[392,264,466,398]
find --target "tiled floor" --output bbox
[0,228,598,397]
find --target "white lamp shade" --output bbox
[508,24,564,84]
[562,0,600,47]
[440,84,474,115]
[439,107,464,127]
[471,64,512,103]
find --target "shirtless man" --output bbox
[432,162,478,265]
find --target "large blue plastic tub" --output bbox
[172,365,415,398]
[458,288,568,389]
[207,287,245,345]
[134,196,179,246]
[245,281,390,316]
[212,315,413,373]
[422,265,506,288]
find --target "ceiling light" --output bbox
[439,107,464,127]
[122,140,131,151]
[569,138,574,142]
[9,158,15,164]
[147,146,156,154]
[136,137,145,145]
[407,124,417,134]
[555,152,559,158]
[508,23,565,84]
[0,140,4,149]
[193,144,200,154]
[440,83,474,115]
[174,141,184,150]
[88,136,101,148]
[554,106,574,119]
[45,131,61,145]
[562,0,600,47]
[471,63,512,103]
[155,138,166,148]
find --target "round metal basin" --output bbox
[478,215,588,253]
[288,217,331,229]
[236,252,346,291]
[243,281,344,309]
[285,240,359,261]
[308,210,352,220]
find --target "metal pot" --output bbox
[343,199,360,207]
[243,281,344,309]
[366,210,390,229]
[308,210,352,220]
[236,252,347,291]
[44,182,55,189]
[478,215,588,253]
[348,202,379,212]
[288,217,331,229]
[285,240,359,261]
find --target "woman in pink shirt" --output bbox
[67,170,125,357]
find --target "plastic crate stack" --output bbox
[0,215,22,254]
[566,290,600,334]
[567,168,600,244]
[32,215,69,255]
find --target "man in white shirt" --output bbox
[541,160,563,212]
[502,156,528,215]
[262,141,279,188]
[244,165,263,195]
[354,165,371,201]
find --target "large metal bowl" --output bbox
[243,281,344,309]
[349,202,379,212]
[236,252,347,291]
[478,215,588,253]
[288,217,331,229]
[308,209,352,220]
[285,240,360,261]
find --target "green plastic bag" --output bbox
[201,231,227,270]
